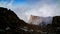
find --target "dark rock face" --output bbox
[0,7,40,34]
[0,7,27,34]
[0,7,60,34]
[52,16,60,26]
[52,16,60,34]
[0,7,19,29]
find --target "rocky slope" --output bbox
[0,7,60,34]
[0,7,27,34]
[0,7,41,34]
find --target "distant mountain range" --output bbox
[0,7,60,34]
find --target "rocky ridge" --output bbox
[0,7,60,34]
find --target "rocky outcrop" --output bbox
[28,15,53,26]
[52,16,60,34]
[52,16,60,26]
[28,15,43,25]
[0,7,27,34]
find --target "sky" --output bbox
[0,0,60,23]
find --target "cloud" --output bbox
[25,0,57,22]
[0,0,60,23]
[55,0,60,16]
[25,4,56,17]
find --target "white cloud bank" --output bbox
[0,0,60,23]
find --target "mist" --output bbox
[0,0,60,25]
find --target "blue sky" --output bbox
[13,0,28,6]
[13,0,40,5]
[0,0,58,6]
[0,0,40,6]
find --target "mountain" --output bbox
[0,7,60,34]
[0,7,27,34]
[17,15,60,34]
[0,7,41,34]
